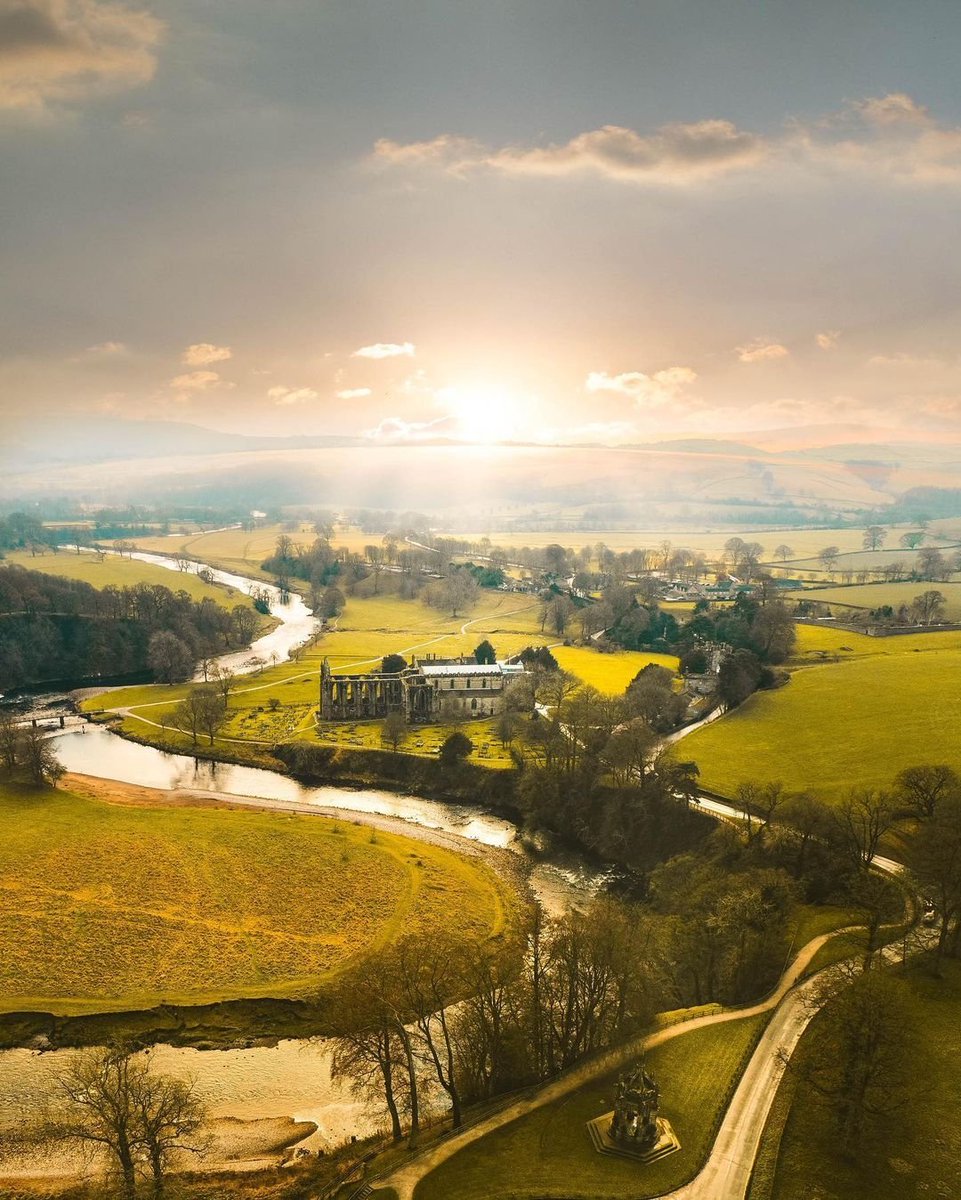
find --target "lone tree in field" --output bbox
[382,711,408,752]
[48,1044,206,1200]
[439,730,473,766]
[818,545,840,574]
[862,525,886,551]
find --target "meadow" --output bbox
[135,524,320,580]
[786,580,961,619]
[752,961,961,1200]
[683,636,961,801]
[412,1012,766,1200]
[1,549,266,616]
[0,780,516,1015]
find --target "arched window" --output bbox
[471,698,478,711]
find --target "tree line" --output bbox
[0,565,261,689]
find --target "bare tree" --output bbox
[46,1045,206,1200]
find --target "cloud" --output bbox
[737,340,790,364]
[71,339,127,360]
[267,384,318,406]
[352,341,416,359]
[0,0,165,115]
[182,342,232,366]
[364,415,456,442]
[867,352,947,369]
[169,369,227,393]
[373,94,961,188]
[374,120,764,185]
[585,366,698,408]
[337,387,372,400]
[815,331,840,350]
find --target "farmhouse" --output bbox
[320,654,526,723]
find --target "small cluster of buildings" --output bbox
[319,654,525,723]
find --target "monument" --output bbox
[587,1062,681,1163]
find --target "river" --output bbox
[0,551,611,1174]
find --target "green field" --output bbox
[413,1012,765,1200]
[787,580,961,619]
[1,549,267,616]
[0,781,516,1014]
[136,523,318,579]
[684,643,961,801]
[756,962,961,1200]
[552,646,679,693]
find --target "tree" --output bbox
[47,1045,206,1200]
[494,709,520,748]
[717,648,764,709]
[774,544,794,562]
[431,568,479,618]
[147,631,194,684]
[818,546,840,573]
[910,589,945,625]
[862,526,886,551]
[0,711,19,772]
[382,711,408,751]
[899,531,925,550]
[894,763,960,820]
[321,586,345,619]
[171,689,224,746]
[831,789,897,871]
[784,968,919,1156]
[439,730,473,765]
[231,603,258,644]
[193,687,227,745]
[474,639,496,665]
[134,1071,205,1199]
[17,725,65,787]
[907,794,961,970]
[381,653,407,674]
[916,548,948,582]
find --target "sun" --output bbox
[439,382,523,443]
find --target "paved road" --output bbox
[379,926,855,1200]
[380,786,909,1200]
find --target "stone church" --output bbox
[319,654,525,723]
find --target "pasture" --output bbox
[786,580,961,620]
[757,961,961,1200]
[413,1012,766,1200]
[684,643,961,801]
[552,646,679,692]
[1,549,265,616]
[0,780,516,1015]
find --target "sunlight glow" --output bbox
[438,382,525,443]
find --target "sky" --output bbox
[3,0,961,448]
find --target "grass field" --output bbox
[1,549,266,616]
[684,644,961,801]
[135,524,319,580]
[0,780,516,1015]
[413,1012,766,1200]
[787,580,961,619]
[552,646,679,692]
[755,961,961,1200]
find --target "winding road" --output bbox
[378,787,910,1200]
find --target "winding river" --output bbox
[0,551,610,1171]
